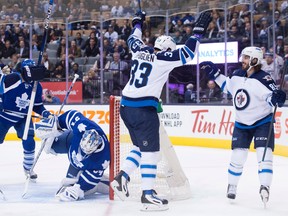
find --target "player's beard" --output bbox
[241,62,249,71]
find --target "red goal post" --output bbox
[109,95,191,201]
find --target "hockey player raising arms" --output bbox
[0,59,50,179]
[35,110,110,201]
[110,11,212,211]
[200,47,286,206]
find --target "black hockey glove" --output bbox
[132,11,146,28]
[193,11,212,38]
[22,65,46,82]
[271,89,286,107]
[200,61,220,80]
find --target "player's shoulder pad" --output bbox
[254,70,276,90]
[229,69,246,78]
[3,72,22,88]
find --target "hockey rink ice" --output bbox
[0,141,288,216]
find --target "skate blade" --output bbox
[110,180,127,201]
[260,190,269,209]
[141,203,169,211]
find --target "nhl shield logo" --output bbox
[234,89,250,110]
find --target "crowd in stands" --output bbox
[0,0,288,104]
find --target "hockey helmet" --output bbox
[80,129,103,154]
[154,35,176,52]
[240,46,263,67]
[20,59,36,82]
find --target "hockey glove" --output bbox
[193,11,212,38]
[132,11,146,28]
[271,89,286,107]
[22,65,46,82]
[200,61,220,80]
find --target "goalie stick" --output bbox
[22,74,79,198]
[22,0,54,140]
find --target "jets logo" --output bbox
[234,89,250,110]
[15,92,30,111]
[263,75,273,81]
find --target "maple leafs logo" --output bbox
[77,123,87,132]
[15,93,30,111]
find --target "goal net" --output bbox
[109,95,191,201]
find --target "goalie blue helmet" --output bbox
[80,129,103,154]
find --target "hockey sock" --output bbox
[228,148,248,185]
[122,146,141,176]
[257,147,273,186]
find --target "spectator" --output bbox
[111,1,124,17]
[172,30,183,45]
[104,25,119,46]
[82,31,98,50]
[74,32,85,48]
[1,40,16,58]
[91,50,111,72]
[56,38,67,58]
[262,52,284,85]
[205,21,219,39]
[84,38,100,57]
[8,54,20,71]
[16,40,29,58]
[83,69,99,103]
[68,40,82,62]
[41,52,55,78]
[275,36,285,57]
[42,89,61,104]
[184,83,196,103]
[53,54,70,80]
[201,80,222,103]
[69,63,83,80]
[180,26,193,44]
[119,19,132,41]
[108,52,129,95]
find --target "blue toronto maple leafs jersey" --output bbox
[121,27,199,108]
[0,72,46,123]
[215,69,277,126]
[58,110,110,171]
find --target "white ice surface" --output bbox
[0,141,288,216]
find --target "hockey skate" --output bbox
[141,189,169,211]
[226,184,237,199]
[24,169,38,181]
[110,170,130,201]
[259,185,269,208]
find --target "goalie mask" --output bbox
[154,35,176,52]
[80,129,103,155]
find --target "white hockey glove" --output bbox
[35,116,62,139]
[58,184,84,201]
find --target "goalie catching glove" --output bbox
[193,11,212,38]
[200,61,220,80]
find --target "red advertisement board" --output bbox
[41,81,83,103]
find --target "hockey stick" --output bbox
[260,61,288,170]
[22,74,79,198]
[3,109,44,119]
[22,0,54,140]
[0,189,6,200]
[137,0,142,11]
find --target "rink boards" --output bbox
[5,104,288,157]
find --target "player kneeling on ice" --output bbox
[0,59,51,180]
[200,46,286,207]
[35,110,110,201]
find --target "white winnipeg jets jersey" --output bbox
[215,69,277,126]
[121,27,199,108]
